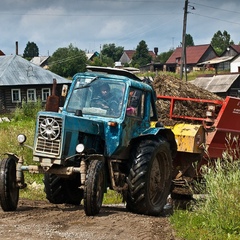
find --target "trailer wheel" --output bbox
[43,173,65,204]
[0,157,19,211]
[84,160,105,216]
[126,137,172,216]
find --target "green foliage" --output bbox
[103,189,123,204]
[88,55,114,67]
[211,30,234,55]
[101,43,124,62]
[131,40,152,67]
[185,33,194,47]
[157,49,174,63]
[49,43,87,78]
[23,41,39,61]
[13,99,43,121]
[171,154,240,240]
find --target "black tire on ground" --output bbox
[126,137,172,216]
[0,157,19,211]
[43,173,65,204]
[84,160,105,216]
[64,174,84,205]
[43,173,83,205]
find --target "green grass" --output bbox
[171,158,240,240]
[0,105,123,203]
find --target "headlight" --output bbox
[76,144,85,153]
[17,134,27,144]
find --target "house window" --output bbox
[11,89,21,103]
[42,88,50,102]
[27,89,36,102]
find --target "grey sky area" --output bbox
[0,0,239,56]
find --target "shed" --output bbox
[191,74,240,98]
[0,55,71,112]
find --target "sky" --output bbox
[0,0,240,57]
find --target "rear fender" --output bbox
[134,127,177,158]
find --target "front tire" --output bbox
[84,160,105,216]
[0,157,19,211]
[126,137,172,216]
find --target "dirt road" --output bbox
[0,199,180,240]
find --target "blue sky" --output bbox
[0,0,239,56]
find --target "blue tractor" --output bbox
[0,67,177,216]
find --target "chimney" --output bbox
[16,41,18,55]
[154,47,158,56]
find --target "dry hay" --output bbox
[152,74,223,126]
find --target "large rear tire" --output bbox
[84,160,105,216]
[126,137,172,216]
[44,173,83,205]
[0,157,19,211]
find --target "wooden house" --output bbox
[119,50,156,65]
[165,44,218,73]
[0,55,71,113]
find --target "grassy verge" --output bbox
[0,107,122,204]
[171,158,240,240]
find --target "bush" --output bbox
[13,99,43,121]
[171,156,240,240]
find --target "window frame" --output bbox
[11,89,21,103]
[42,88,51,102]
[27,88,37,102]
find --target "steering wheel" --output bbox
[91,98,109,109]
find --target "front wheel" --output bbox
[84,160,105,216]
[126,137,172,216]
[0,157,19,211]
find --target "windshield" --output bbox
[66,77,125,118]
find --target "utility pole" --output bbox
[180,0,188,81]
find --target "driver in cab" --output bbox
[91,83,119,115]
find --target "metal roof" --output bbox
[0,55,71,86]
[197,56,234,65]
[166,44,214,65]
[191,74,240,93]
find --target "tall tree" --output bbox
[185,33,194,47]
[23,41,39,60]
[49,44,87,78]
[211,30,234,55]
[101,43,124,62]
[157,49,174,63]
[131,40,152,68]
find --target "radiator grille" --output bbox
[35,115,62,156]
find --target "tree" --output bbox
[131,40,152,68]
[211,30,234,55]
[49,44,87,78]
[23,41,39,60]
[185,34,194,47]
[101,43,124,63]
[157,49,174,63]
[88,55,114,67]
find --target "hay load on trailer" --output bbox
[152,74,240,196]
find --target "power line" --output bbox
[190,2,240,15]
[191,12,240,26]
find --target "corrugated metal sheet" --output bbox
[191,74,240,93]
[197,56,234,65]
[0,55,71,86]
